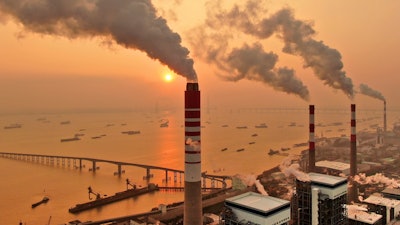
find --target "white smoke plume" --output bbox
[359,84,385,101]
[353,173,399,188]
[0,0,197,81]
[198,0,354,98]
[234,174,268,195]
[279,155,310,182]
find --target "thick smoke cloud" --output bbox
[188,9,309,100]
[0,0,197,81]
[198,0,354,98]
[359,84,385,101]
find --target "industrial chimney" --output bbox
[309,105,315,172]
[350,104,357,177]
[384,101,387,133]
[184,82,202,225]
[348,104,358,203]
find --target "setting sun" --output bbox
[164,73,173,82]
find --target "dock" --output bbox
[69,183,159,214]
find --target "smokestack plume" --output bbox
[350,104,357,177]
[0,0,197,81]
[309,105,315,172]
[359,84,385,101]
[193,1,354,98]
[184,82,202,225]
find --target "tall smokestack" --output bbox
[184,82,202,225]
[384,101,387,133]
[350,104,357,177]
[309,105,315,172]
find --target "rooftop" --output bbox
[363,195,400,207]
[316,160,350,171]
[309,172,348,187]
[226,192,290,214]
[348,210,382,224]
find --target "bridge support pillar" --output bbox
[92,161,96,172]
[79,159,82,169]
[146,168,151,180]
[118,164,122,176]
[165,170,168,184]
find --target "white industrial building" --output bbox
[363,194,400,224]
[222,192,290,225]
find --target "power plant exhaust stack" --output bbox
[350,104,357,177]
[184,82,202,225]
[309,105,315,172]
[384,101,387,133]
[349,104,358,203]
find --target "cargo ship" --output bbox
[69,183,159,214]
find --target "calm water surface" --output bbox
[0,108,392,224]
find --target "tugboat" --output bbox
[32,196,49,208]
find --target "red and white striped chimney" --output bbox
[350,104,357,177]
[384,101,387,133]
[184,82,202,225]
[309,105,315,172]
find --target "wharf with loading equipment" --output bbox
[69,182,159,214]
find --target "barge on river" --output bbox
[69,183,159,214]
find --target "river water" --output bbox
[0,108,392,224]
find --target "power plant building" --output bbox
[362,195,400,224]
[222,192,291,225]
[348,210,383,225]
[296,172,348,225]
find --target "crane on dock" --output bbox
[88,186,101,200]
[126,178,137,190]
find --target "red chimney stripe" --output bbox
[185,151,201,154]
[351,134,356,142]
[309,105,315,114]
[309,124,315,132]
[185,161,201,164]
[185,111,200,118]
[185,121,201,127]
[309,142,315,150]
[185,131,201,136]
[351,120,356,127]
[185,92,200,108]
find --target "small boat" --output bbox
[160,122,169,127]
[236,148,245,152]
[293,142,308,148]
[236,126,248,129]
[4,123,22,129]
[220,147,228,152]
[255,123,268,128]
[121,130,141,135]
[60,121,71,125]
[268,149,279,155]
[281,147,291,151]
[60,137,80,142]
[221,125,229,128]
[32,196,49,208]
[251,133,258,137]
[288,122,296,127]
[249,142,256,145]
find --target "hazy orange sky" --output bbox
[0,0,399,113]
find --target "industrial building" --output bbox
[363,195,400,224]
[222,192,290,225]
[348,209,383,225]
[296,172,348,225]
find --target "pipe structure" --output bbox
[309,105,315,172]
[184,83,202,225]
[350,104,357,177]
[384,101,387,133]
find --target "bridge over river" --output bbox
[0,151,231,189]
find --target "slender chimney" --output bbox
[309,105,315,172]
[184,82,202,225]
[384,101,387,133]
[350,104,357,177]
